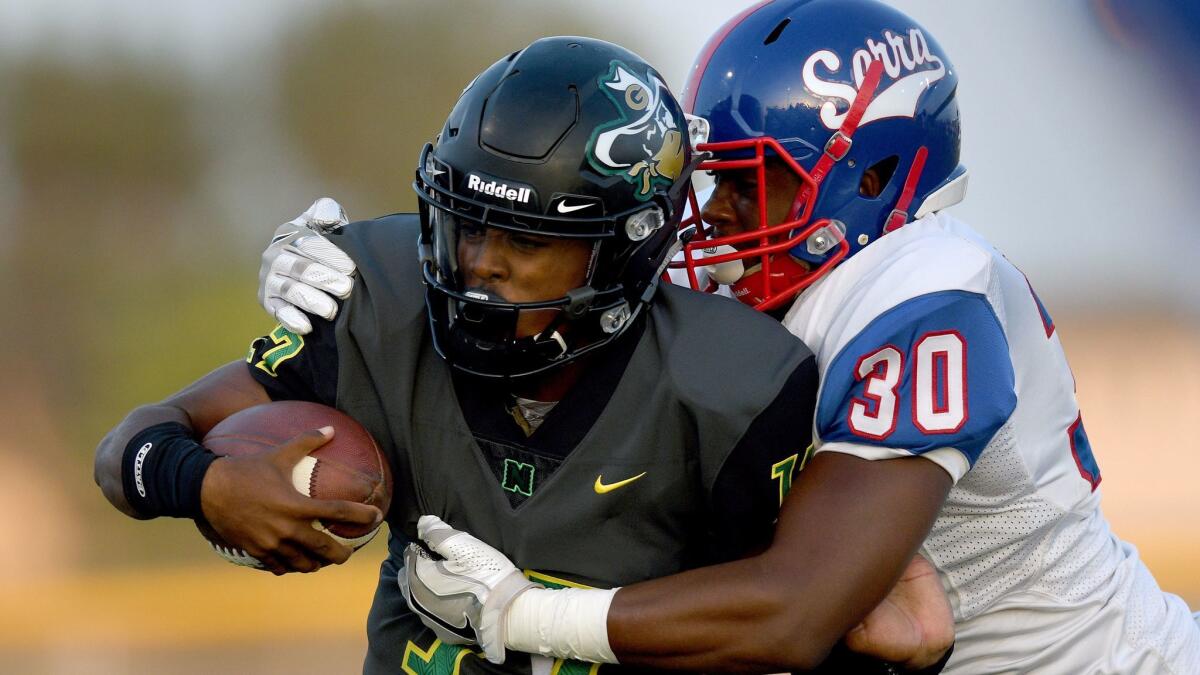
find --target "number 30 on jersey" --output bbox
[849,331,967,440]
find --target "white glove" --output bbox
[399,515,540,664]
[258,197,356,335]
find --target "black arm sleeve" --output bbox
[244,317,339,406]
[708,354,819,559]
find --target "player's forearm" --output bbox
[604,553,854,671]
[94,361,272,518]
[94,404,193,518]
[504,454,950,671]
[503,550,860,671]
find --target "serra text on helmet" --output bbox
[802,28,945,131]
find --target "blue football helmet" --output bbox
[676,0,968,311]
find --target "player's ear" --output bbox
[859,167,883,199]
[859,156,898,199]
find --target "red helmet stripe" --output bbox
[681,0,775,113]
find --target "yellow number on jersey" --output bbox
[771,445,815,506]
[251,324,305,378]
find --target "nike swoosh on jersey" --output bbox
[593,472,647,494]
[556,201,593,214]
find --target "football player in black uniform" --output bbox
[96,37,949,674]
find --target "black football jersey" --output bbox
[246,214,818,675]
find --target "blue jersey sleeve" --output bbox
[816,290,1016,468]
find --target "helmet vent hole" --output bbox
[506,50,520,62]
[861,155,899,198]
[448,128,459,138]
[763,18,791,45]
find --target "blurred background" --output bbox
[0,0,1196,672]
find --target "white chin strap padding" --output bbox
[702,244,745,285]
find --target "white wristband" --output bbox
[505,586,620,664]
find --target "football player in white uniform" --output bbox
[257,1,1200,672]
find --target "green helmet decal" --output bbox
[586,60,686,201]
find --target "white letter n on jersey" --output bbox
[849,346,903,439]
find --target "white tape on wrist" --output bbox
[505,587,619,664]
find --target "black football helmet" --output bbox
[414,37,695,378]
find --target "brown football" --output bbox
[197,400,392,568]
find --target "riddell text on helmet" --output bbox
[466,173,532,204]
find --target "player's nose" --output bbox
[461,231,510,284]
[700,183,740,238]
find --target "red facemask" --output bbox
[672,60,888,312]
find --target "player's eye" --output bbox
[459,222,486,241]
[509,233,549,251]
[713,169,757,190]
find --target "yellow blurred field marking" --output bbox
[0,558,381,649]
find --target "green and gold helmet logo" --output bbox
[587,61,686,201]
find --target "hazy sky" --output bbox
[1,0,1196,312]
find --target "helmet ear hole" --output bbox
[860,155,899,198]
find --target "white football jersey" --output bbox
[777,212,1200,673]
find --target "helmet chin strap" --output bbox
[884,146,929,233]
[730,254,810,308]
[446,312,571,378]
[788,58,886,223]
[702,244,745,286]
[529,311,570,360]
[449,289,570,371]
